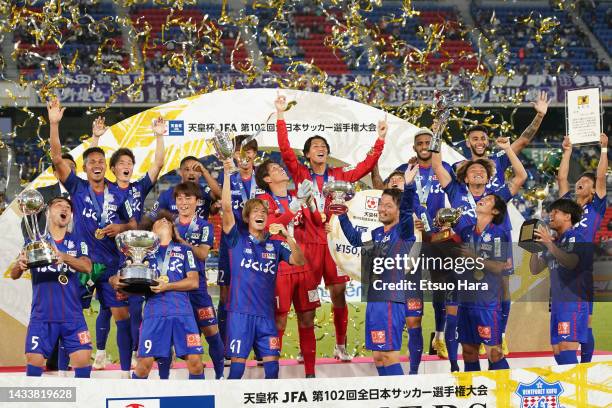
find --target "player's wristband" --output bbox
[602,147,608,153]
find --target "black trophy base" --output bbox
[119,278,158,295]
[27,259,55,269]
[518,219,546,253]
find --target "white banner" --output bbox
[566,87,602,145]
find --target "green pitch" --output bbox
[83,301,612,364]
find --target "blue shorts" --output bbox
[365,302,405,351]
[405,297,424,318]
[457,305,502,346]
[550,310,588,345]
[138,315,203,358]
[217,235,230,287]
[225,312,279,359]
[25,320,92,357]
[96,281,129,309]
[190,290,218,328]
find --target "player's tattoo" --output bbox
[519,113,543,142]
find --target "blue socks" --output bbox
[464,361,481,372]
[157,356,171,379]
[384,363,404,376]
[96,306,111,350]
[375,365,386,376]
[408,327,423,374]
[445,313,459,369]
[489,358,509,370]
[556,350,578,365]
[205,333,225,379]
[228,362,245,379]
[580,328,594,363]
[189,372,205,379]
[433,301,446,332]
[116,319,133,371]
[131,372,147,379]
[128,297,143,351]
[501,300,511,334]
[263,361,279,379]
[26,364,43,377]
[74,366,92,378]
[217,301,227,349]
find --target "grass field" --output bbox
[84,300,612,363]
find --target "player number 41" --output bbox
[230,339,241,354]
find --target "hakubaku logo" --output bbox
[515,377,564,408]
[124,404,145,408]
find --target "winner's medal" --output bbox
[269,224,282,235]
[95,228,105,240]
[58,274,69,285]
[158,275,169,284]
[473,269,485,281]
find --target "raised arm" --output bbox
[399,164,418,240]
[338,213,364,247]
[48,99,69,183]
[371,163,385,190]
[148,116,166,184]
[497,137,527,196]
[511,90,550,154]
[221,159,235,234]
[88,116,107,148]
[339,117,386,182]
[557,136,572,197]
[275,94,303,179]
[596,133,608,199]
[432,151,452,188]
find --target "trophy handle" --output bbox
[23,213,36,241]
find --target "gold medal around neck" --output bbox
[158,275,169,284]
[94,228,105,240]
[58,274,69,285]
[473,269,485,281]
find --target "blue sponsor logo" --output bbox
[515,377,564,408]
[107,395,214,408]
[168,120,184,136]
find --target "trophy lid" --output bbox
[17,189,45,216]
[116,230,160,259]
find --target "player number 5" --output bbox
[144,339,152,353]
[230,339,241,354]
[31,336,39,350]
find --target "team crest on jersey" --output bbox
[407,299,422,311]
[365,196,379,210]
[265,243,274,251]
[197,307,215,320]
[66,240,75,249]
[558,322,570,335]
[261,252,276,260]
[477,325,491,339]
[370,330,386,344]
[269,336,280,350]
[186,333,200,347]
[482,233,492,243]
[78,330,91,345]
[244,248,253,254]
[515,377,564,408]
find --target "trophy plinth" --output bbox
[116,231,160,294]
[18,189,58,269]
[518,219,546,253]
[323,181,355,215]
[430,208,463,243]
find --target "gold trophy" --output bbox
[430,207,463,243]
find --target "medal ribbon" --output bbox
[309,167,329,212]
[415,166,433,207]
[87,184,110,229]
[155,245,173,278]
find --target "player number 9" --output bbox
[144,339,152,353]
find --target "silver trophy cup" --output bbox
[210,129,238,173]
[322,180,355,215]
[428,90,452,153]
[116,230,160,294]
[18,189,58,268]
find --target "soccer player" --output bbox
[169,181,225,379]
[220,158,305,380]
[110,211,205,379]
[216,135,261,356]
[143,155,220,226]
[557,133,608,363]
[374,127,455,360]
[432,136,527,371]
[255,159,321,377]
[48,99,136,378]
[12,197,93,378]
[456,194,512,372]
[338,165,418,376]
[89,115,166,369]
[529,199,592,365]
[275,93,387,360]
